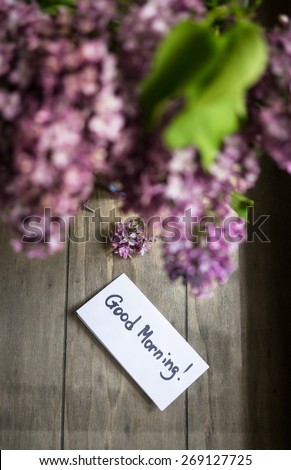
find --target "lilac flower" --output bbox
[0,0,282,299]
[109,125,259,224]
[106,0,260,297]
[248,16,291,173]
[111,0,260,218]
[167,137,259,209]
[111,218,153,258]
[118,0,206,82]
[210,135,260,194]
[109,124,172,219]
[162,203,246,298]
[0,0,123,257]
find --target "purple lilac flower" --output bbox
[111,218,153,258]
[111,0,260,222]
[210,135,260,194]
[109,123,172,219]
[109,128,259,223]
[0,0,123,257]
[107,0,260,296]
[166,138,259,210]
[162,203,246,298]
[0,0,269,297]
[109,127,253,295]
[249,16,291,173]
[162,151,249,297]
[118,0,206,82]
[108,0,206,218]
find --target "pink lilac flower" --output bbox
[162,133,258,296]
[112,0,259,213]
[111,218,153,258]
[0,0,276,298]
[109,122,253,294]
[249,16,291,173]
[118,0,206,82]
[109,124,172,219]
[106,0,260,296]
[162,202,246,298]
[0,0,123,257]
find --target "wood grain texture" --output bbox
[1,0,291,450]
[238,0,291,450]
[63,190,187,449]
[187,261,248,450]
[0,224,67,450]
[1,171,290,449]
[239,159,291,449]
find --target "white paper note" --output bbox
[76,273,209,411]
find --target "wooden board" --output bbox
[187,264,248,450]
[239,159,291,450]
[0,224,68,450]
[187,158,291,450]
[1,1,291,450]
[1,161,291,450]
[63,190,187,449]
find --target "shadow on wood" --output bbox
[240,158,291,449]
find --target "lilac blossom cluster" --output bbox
[108,107,258,298]
[107,0,259,295]
[162,203,246,298]
[118,0,206,82]
[1,0,291,297]
[109,128,254,296]
[0,0,255,295]
[111,218,153,258]
[249,16,291,174]
[0,0,123,257]
[161,143,251,297]
[109,0,208,218]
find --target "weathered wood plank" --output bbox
[64,190,187,449]
[187,261,247,450]
[0,223,67,449]
[238,0,291,449]
[187,158,291,450]
[239,159,291,449]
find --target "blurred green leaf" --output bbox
[163,21,268,167]
[164,95,244,168]
[231,191,254,220]
[140,21,218,125]
[205,1,263,11]
[140,18,267,168]
[192,21,268,104]
[37,0,75,14]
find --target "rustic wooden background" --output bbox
[1,0,291,451]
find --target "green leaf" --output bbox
[164,21,268,167]
[140,21,218,124]
[164,94,245,167]
[140,18,268,169]
[231,192,254,221]
[192,21,268,105]
[37,0,76,14]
